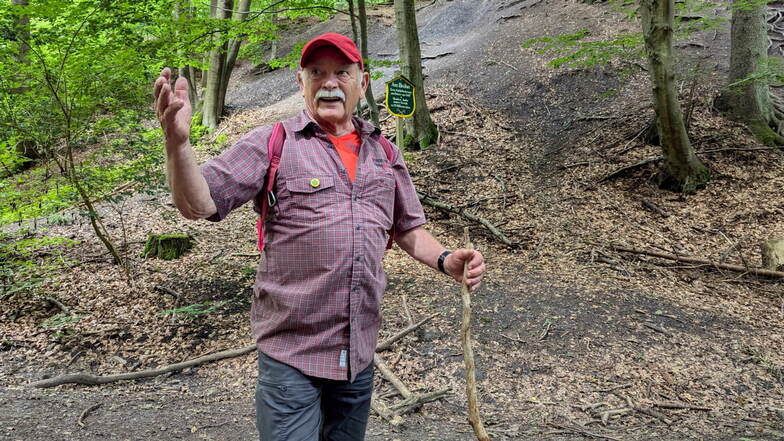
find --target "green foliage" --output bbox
[522,0,724,70]
[523,29,644,69]
[0,231,77,300]
[0,138,31,177]
[367,58,399,80]
[46,213,72,225]
[726,57,784,89]
[241,266,256,278]
[0,125,164,225]
[214,134,228,146]
[160,300,230,320]
[268,42,307,70]
[40,312,83,329]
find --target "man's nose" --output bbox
[322,73,339,88]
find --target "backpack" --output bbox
[254,122,397,252]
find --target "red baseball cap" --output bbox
[300,33,364,71]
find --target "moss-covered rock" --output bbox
[141,233,194,260]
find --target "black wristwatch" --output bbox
[437,250,452,275]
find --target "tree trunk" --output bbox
[268,14,278,62]
[640,0,709,193]
[359,0,380,127]
[11,0,37,166]
[12,0,29,63]
[202,0,230,129]
[347,0,360,44]
[218,0,252,119]
[715,1,784,145]
[394,0,438,150]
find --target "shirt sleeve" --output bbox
[200,125,273,222]
[388,141,426,233]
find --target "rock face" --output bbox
[142,234,193,260]
[761,238,784,271]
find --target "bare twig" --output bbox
[77,403,101,427]
[376,314,437,352]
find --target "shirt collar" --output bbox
[292,109,380,137]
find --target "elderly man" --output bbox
[154,33,486,441]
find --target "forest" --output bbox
[1,0,783,440]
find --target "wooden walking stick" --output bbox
[460,227,491,441]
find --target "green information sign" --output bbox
[385,76,416,118]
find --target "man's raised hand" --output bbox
[153,67,192,149]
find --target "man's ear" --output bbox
[361,71,370,93]
[296,70,305,92]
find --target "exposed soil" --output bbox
[2,1,783,440]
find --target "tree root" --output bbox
[613,244,784,279]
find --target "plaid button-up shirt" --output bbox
[201,111,426,381]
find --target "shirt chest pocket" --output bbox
[280,175,336,221]
[363,168,395,228]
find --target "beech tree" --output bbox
[715,0,784,145]
[640,0,709,192]
[394,0,438,150]
[202,0,253,129]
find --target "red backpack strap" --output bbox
[378,135,397,250]
[256,122,286,252]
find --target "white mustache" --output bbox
[315,89,346,101]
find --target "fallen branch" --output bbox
[641,199,669,218]
[30,345,256,388]
[642,322,673,337]
[460,228,491,441]
[653,401,712,411]
[371,395,398,424]
[600,147,781,183]
[422,51,454,60]
[599,157,662,182]
[548,423,622,441]
[418,192,514,246]
[376,314,438,352]
[388,388,451,414]
[593,383,632,393]
[614,245,784,279]
[40,295,71,315]
[600,407,632,425]
[154,285,182,303]
[373,354,449,421]
[374,354,413,398]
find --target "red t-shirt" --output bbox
[327,131,362,182]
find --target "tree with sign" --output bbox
[393,0,438,150]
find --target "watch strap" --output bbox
[437,250,452,275]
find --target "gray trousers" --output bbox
[256,351,374,441]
